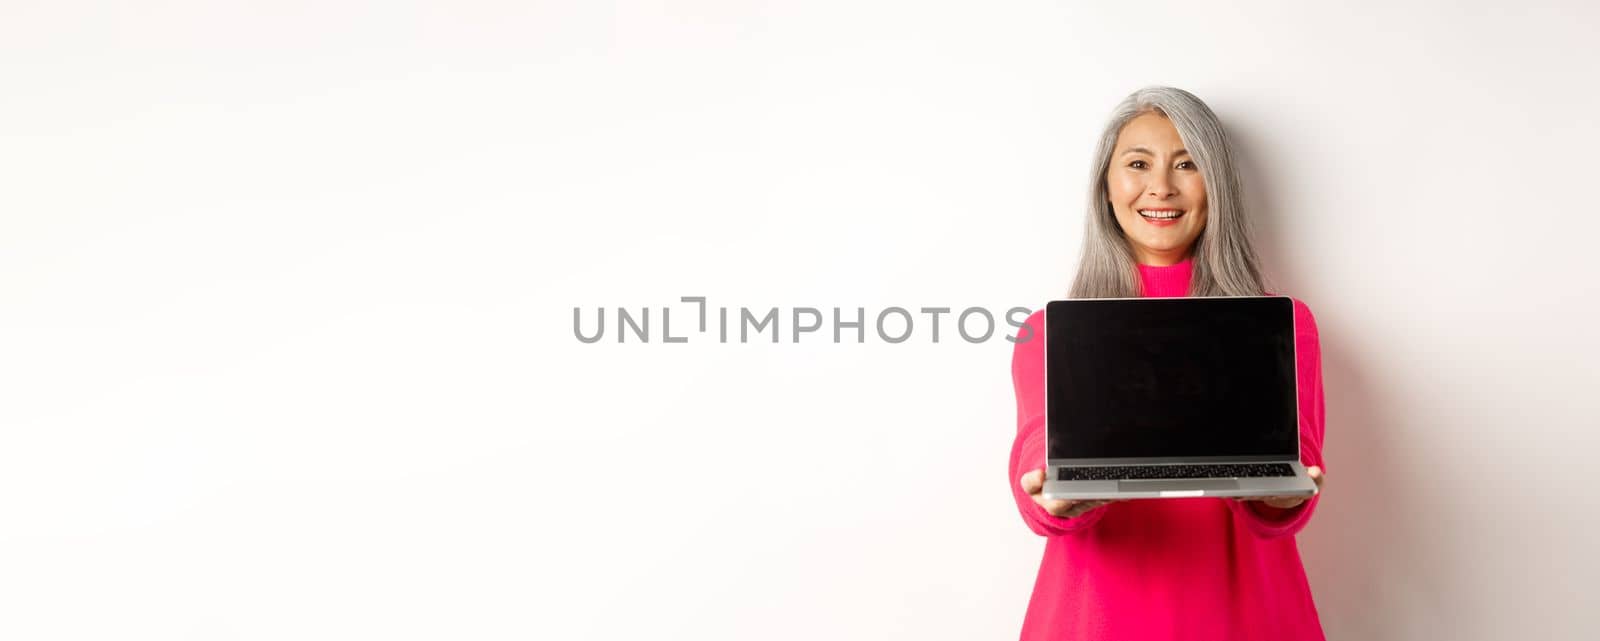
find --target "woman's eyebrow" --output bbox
[1119,146,1189,157]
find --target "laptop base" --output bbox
[1041,461,1318,500]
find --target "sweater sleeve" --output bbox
[1009,309,1111,536]
[1225,297,1327,538]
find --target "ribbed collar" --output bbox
[1136,256,1194,298]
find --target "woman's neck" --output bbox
[1133,247,1192,267]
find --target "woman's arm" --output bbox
[1009,309,1112,536]
[1224,298,1328,538]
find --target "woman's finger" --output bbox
[1066,500,1109,518]
[1020,468,1045,495]
[1042,498,1075,515]
[1021,477,1117,518]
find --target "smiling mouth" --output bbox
[1138,209,1186,221]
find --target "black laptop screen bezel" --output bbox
[1043,296,1300,463]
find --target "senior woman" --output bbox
[1008,87,1329,640]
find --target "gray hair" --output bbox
[1068,86,1270,298]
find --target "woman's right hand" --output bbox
[1019,468,1120,518]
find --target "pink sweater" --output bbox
[1008,257,1327,640]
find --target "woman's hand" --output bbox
[1019,468,1122,518]
[1238,465,1324,509]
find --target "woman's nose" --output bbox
[1147,170,1177,197]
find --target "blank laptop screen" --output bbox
[1044,297,1298,461]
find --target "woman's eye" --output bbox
[1129,160,1147,169]
[1177,161,1196,170]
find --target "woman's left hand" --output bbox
[1240,466,1323,510]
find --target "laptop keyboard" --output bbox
[1057,463,1295,481]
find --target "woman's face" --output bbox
[1106,112,1208,266]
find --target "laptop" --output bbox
[1040,296,1319,500]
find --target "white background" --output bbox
[3,1,1597,639]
